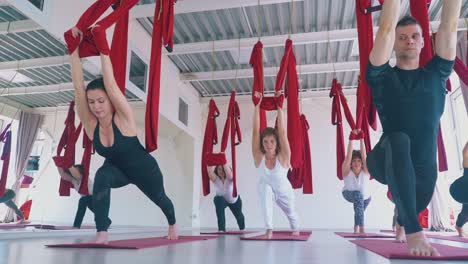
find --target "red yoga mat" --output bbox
[46,236,218,249]
[200,230,256,235]
[427,234,468,243]
[335,232,395,238]
[351,239,468,260]
[240,231,311,241]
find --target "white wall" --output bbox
[198,95,396,230]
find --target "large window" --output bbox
[28,0,44,11]
[129,51,148,92]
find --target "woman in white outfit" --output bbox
[252,91,300,239]
[207,163,245,232]
[341,130,371,234]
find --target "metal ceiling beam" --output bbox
[131,0,299,18]
[180,59,396,81]
[167,19,467,55]
[0,83,74,96]
[0,19,41,34]
[0,55,69,71]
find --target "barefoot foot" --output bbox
[395,224,406,243]
[91,231,109,244]
[406,231,440,257]
[167,224,178,240]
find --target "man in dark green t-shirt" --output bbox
[365,0,461,257]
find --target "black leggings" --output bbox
[93,161,176,232]
[214,196,245,231]
[0,189,24,220]
[450,168,468,227]
[367,132,437,234]
[73,195,94,228]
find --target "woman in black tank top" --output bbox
[69,26,177,243]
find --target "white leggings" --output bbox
[257,180,299,230]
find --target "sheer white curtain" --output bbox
[3,111,43,222]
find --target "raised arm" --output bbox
[342,139,354,177]
[70,50,96,137]
[100,54,136,134]
[435,0,462,60]
[57,167,77,185]
[369,0,401,66]
[360,138,369,174]
[207,166,218,182]
[276,105,291,168]
[223,164,233,181]
[252,92,263,167]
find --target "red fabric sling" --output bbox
[64,0,138,93]
[275,39,303,169]
[218,91,242,197]
[355,0,377,131]
[78,130,94,195]
[250,41,267,131]
[201,100,220,196]
[330,79,365,180]
[287,114,313,194]
[454,57,468,86]
[145,0,177,152]
[0,124,12,197]
[53,102,84,196]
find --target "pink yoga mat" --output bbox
[335,232,395,238]
[240,231,311,241]
[46,236,218,249]
[427,234,468,243]
[351,239,468,260]
[33,225,95,230]
[200,231,256,235]
[0,223,26,229]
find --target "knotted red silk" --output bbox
[0,124,12,197]
[410,0,449,172]
[64,0,139,93]
[145,0,177,153]
[287,114,313,194]
[201,100,220,196]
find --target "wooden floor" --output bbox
[0,228,467,264]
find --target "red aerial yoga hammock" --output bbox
[145,0,177,152]
[330,79,366,180]
[64,0,139,93]
[287,114,313,194]
[53,102,92,196]
[201,100,220,196]
[355,0,377,136]
[250,39,312,193]
[0,123,12,197]
[204,91,242,197]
